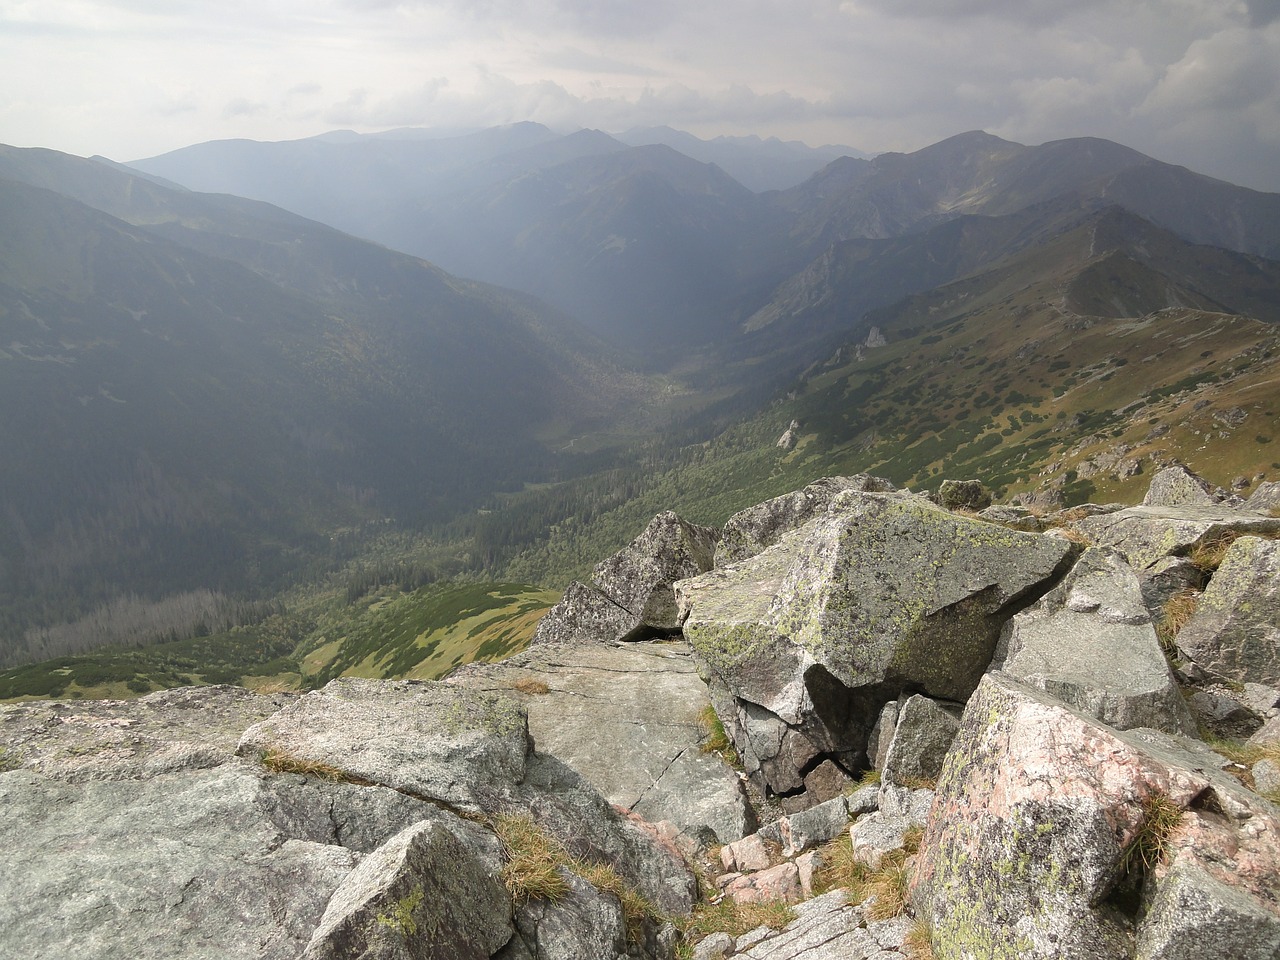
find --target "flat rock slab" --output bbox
[0,685,292,781]
[1076,505,1280,571]
[238,678,529,812]
[0,765,362,960]
[451,641,752,844]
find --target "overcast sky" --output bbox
[2,0,1278,191]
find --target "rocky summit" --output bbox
[3,466,1280,959]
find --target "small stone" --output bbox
[692,931,735,960]
[725,862,803,905]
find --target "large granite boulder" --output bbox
[450,640,753,846]
[994,547,1195,734]
[677,491,1075,795]
[1245,481,1280,513]
[1174,536,1280,686]
[715,475,895,566]
[1143,464,1220,508]
[532,511,718,645]
[912,672,1280,960]
[1075,505,1280,571]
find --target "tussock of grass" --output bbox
[260,748,365,783]
[1189,534,1238,573]
[1156,588,1201,655]
[1120,792,1184,874]
[513,677,551,695]
[904,918,935,960]
[492,813,662,941]
[897,775,938,792]
[492,814,572,904]
[813,832,868,896]
[698,704,739,765]
[861,851,911,921]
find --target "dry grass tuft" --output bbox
[1120,792,1184,874]
[1189,534,1238,573]
[677,898,795,947]
[492,814,571,904]
[897,775,938,792]
[1156,588,1201,655]
[860,851,912,921]
[813,832,868,896]
[260,749,366,783]
[513,677,551,695]
[903,918,935,960]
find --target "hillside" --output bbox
[0,147,667,665]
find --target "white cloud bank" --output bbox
[1,0,1277,190]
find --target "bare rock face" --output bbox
[532,511,718,645]
[1175,536,1280,686]
[715,475,896,567]
[880,694,962,787]
[1245,480,1280,513]
[994,547,1196,734]
[677,491,1074,796]
[912,672,1280,960]
[450,640,754,846]
[1076,505,1280,571]
[1,681,696,960]
[1143,464,1220,508]
[238,678,530,813]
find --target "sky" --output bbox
[2,0,1279,192]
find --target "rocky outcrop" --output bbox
[715,475,896,566]
[0,682,695,960]
[1076,504,1280,571]
[1174,536,1280,686]
[994,547,1195,734]
[532,511,718,645]
[449,640,753,846]
[677,490,1074,795]
[1143,464,1221,508]
[912,672,1280,960]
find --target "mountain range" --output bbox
[2,124,1279,670]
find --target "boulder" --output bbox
[724,862,803,905]
[1245,480,1280,513]
[880,694,962,787]
[977,504,1044,532]
[450,640,752,846]
[1143,465,1220,508]
[1136,862,1280,960]
[994,548,1196,734]
[501,869,665,960]
[936,478,993,511]
[850,813,909,869]
[1076,505,1280,571]
[678,491,1074,794]
[912,672,1280,960]
[715,476,895,567]
[532,512,718,645]
[238,678,529,813]
[302,819,511,960]
[1174,537,1280,686]
[525,580,638,647]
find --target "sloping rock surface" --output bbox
[0,681,695,960]
[450,640,753,845]
[995,547,1195,734]
[1175,536,1280,685]
[1076,505,1280,570]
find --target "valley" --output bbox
[2,125,1278,697]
